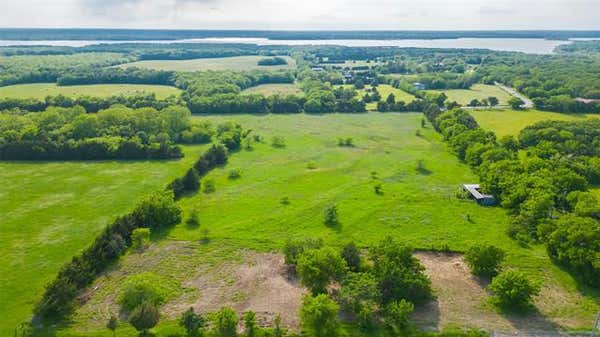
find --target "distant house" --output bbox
[311,67,325,72]
[413,82,427,90]
[463,184,495,206]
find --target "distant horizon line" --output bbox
[2,28,600,32]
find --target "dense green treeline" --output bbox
[0,105,213,160]
[427,108,600,286]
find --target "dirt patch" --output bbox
[165,251,307,329]
[413,252,563,333]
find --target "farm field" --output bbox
[241,83,303,96]
[471,109,599,136]
[56,113,600,336]
[426,84,512,106]
[0,83,182,99]
[118,55,297,72]
[0,145,207,337]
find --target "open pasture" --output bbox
[471,109,599,136]
[241,83,303,96]
[0,83,182,99]
[0,145,206,337]
[118,55,297,72]
[58,113,600,336]
[426,84,512,106]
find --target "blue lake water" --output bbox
[0,37,575,54]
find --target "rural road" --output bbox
[495,82,534,108]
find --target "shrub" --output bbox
[489,270,541,309]
[213,307,238,337]
[297,247,348,294]
[129,301,160,336]
[180,307,206,337]
[464,244,506,277]
[131,228,151,251]
[118,273,176,312]
[307,161,317,169]
[107,315,118,337]
[370,238,433,304]
[283,238,323,267]
[133,190,182,229]
[339,272,379,327]
[228,168,242,180]
[186,208,200,228]
[203,178,216,194]
[324,204,339,227]
[384,300,414,334]
[271,136,286,148]
[374,183,384,195]
[341,242,361,272]
[273,314,284,337]
[243,311,258,337]
[300,294,341,337]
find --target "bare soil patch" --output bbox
[166,251,307,329]
[413,252,563,333]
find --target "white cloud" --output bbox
[0,0,599,29]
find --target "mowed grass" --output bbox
[426,84,512,106]
[0,145,207,336]
[0,83,182,100]
[241,83,303,96]
[57,113,599,336]
[118,56,297,72]
[471,109,600,136]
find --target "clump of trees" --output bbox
[258,57,288,66]
[464,244,505,277]
[0,105,214,160]
[284,237,432,334]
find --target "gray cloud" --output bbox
[1,0,599,30]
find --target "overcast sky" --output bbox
[1,0,599,30]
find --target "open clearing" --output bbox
[471,109,599,136]
[241,83,303,96]
[340,84,416,110]
[0,83,182,99]
[426,84,512,106]
[54,113,599,336]
[118,56,297,72]
[0,145,206,337]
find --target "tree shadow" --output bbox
[416,166,433,176]
[494,304,563,334]
[412,299,441,331]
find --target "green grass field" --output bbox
[471,109,600,136]
[56,113,599,336]
[426,84,512,106]
[0,145,207,337]
[118,56,297,72]
[0,83,182,100]
[241,83,303,96]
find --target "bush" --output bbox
[186,208,200,228]
[370,238,432,304]
[228,168,242,180]
[203,178,216,194]
[182,168,201,191]
[489,270,541,309]
[384,300,414,335]
[131,228,151,251]
[271,136,286,148]
[180,307,206,337]
[282,238,323,267]
[339,272,379,326]
[300,294,341,337]
[213,307,238,337]
[341,242,361,272]
[129,301,160,336]
[133,191,182,229]
[464,244,505,277]
[297,247,348,294]
[324,204,339,227]
[243,311,258,337]
[118,273,175,312]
